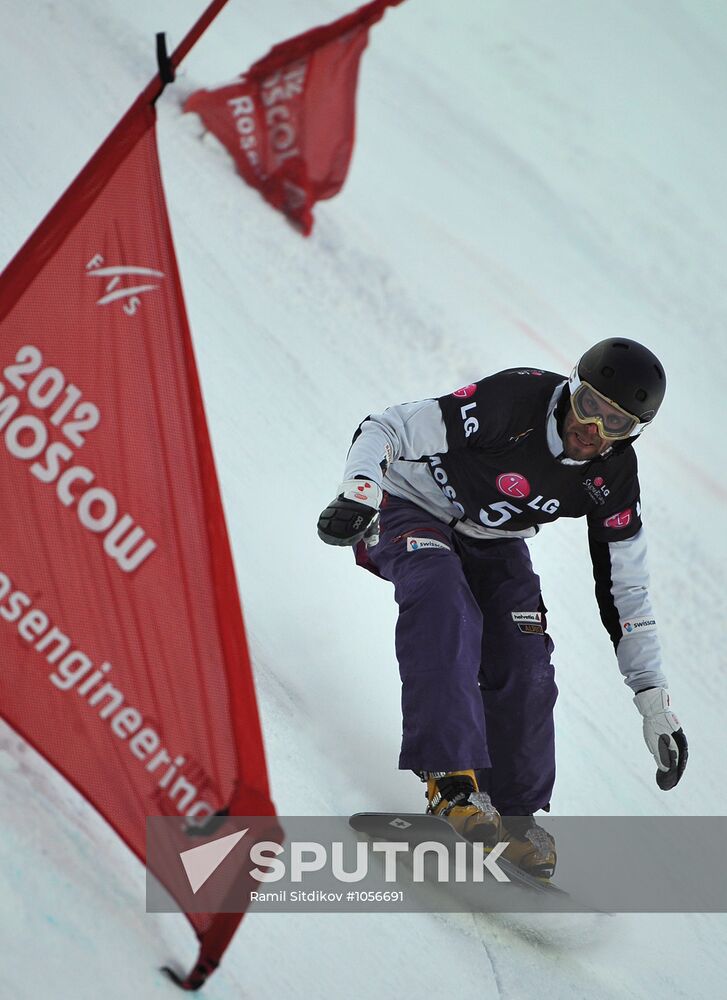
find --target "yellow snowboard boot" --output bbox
[425,770,502,847]
[500,814,556,879]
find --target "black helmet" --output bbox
[572,338,666,430]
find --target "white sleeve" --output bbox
[342,399,449,486]
[589,526,668,692]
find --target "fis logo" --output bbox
[86,255,164,316]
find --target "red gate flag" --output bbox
[184,0,406,234]
[0,4,274,988]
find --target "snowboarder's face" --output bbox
[562,405,612,460]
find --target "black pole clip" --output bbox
[156,31,176,86]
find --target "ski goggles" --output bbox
[569,376,641,440]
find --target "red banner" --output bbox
[0,98,273,986]
[184,0,405,234]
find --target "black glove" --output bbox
[317,478,382,547]
[634,688,688,790]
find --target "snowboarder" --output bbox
[317,339,688,878]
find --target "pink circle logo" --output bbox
[594,477,604,487]
[452,384,477,398]
[496,472,531,499]
[604,509,632,529]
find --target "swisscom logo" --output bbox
[622,617,657,634]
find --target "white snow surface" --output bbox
[2,1,727,997]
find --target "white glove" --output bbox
[633,687,688,790]
[317,478,383,547]
[338,478,383,507]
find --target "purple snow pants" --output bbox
[359,495,557,815]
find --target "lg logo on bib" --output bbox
[496,473,530,499]
[480,473,560,528]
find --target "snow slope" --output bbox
[1,1,727,997]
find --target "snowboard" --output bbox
[349,811,569,900]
